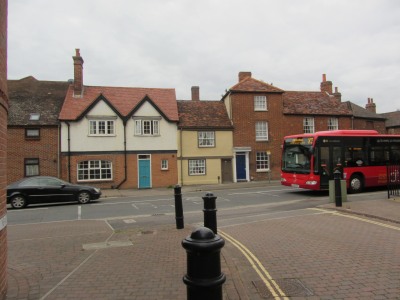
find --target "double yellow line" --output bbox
[219,230,288,299]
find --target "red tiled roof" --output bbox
[230,77,284,93]
[59,85,178,121]
[283,91,352,115]
[177,100,233,129]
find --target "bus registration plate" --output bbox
[291,184,299,188]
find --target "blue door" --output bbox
[236,153,246,181]
[138,155,151,189]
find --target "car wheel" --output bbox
[11,195,28,209]
[77,191,91,204]
[349,175,363,193]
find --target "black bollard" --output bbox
[203,192,217,234]
[182,227,226,300]
[334,170,342,207]
[174,185,184,229]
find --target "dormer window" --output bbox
[29,113,40,121]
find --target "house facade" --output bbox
[177,87,233,185]
[59,49,179,189]
[222,72,388,181]
[0,0,8,295]
[381,110,400,134]
[7,77,69,184]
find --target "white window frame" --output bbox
[188,159,206,175]
[328,117,338,130]
[77,160,113,181]
[89,120,115,136]
[303,117,315,133]
[26,128,40,138]
[161,159,168,170]
[256,152,270,172]
[254,96,267,111]
[198,131,215,147]
[255,121,268,141]
[134,119,160,136]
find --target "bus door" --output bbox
[319,146,343,189]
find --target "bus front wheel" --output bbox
[349,175,363,193]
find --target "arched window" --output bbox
[77,160,112,181]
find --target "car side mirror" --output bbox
[61,184,66,188]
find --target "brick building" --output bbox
[222,72,387,181]
[59,50,179,189]
[7,77,69,184]
[380,110,400,134]
[0,0,8,296]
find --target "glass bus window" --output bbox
[333,147,342,168]
[282,145,311,173]
[320,147,330,176]
[391,146,400,164]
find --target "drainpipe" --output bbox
[116,120,127,189]
[66,122,71,183]
[180,127,183,186]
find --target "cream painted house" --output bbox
[177,88,234,185]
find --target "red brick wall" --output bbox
[60,152,178,189]
[0,0,8,297]
[7,127,60,184]
[352,118,386,134]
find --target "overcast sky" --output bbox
[7,0,400,113]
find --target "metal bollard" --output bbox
[174,185,184,229]
[182,227,226,300]
[334,170,342,207]
[203,192,217,234]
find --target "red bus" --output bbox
[281,130,400,193]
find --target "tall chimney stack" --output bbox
[191,86,200,101]
[333,86,342,102]
[73,49,84,97]
[320,73,333,94]
[365,98,376,113]
[238,72,252,82]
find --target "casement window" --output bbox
[188,159,206,175]
[25,128,40,139]
[134,119,160,136]
[328,118,338,130]
[256,152,270,172]
[303,117,315,133]
[255,121,268,141]
[198,131,215,147]
[161,159,168,170]
[254,96,267,111]
[89,120,115,136]
[25,158,39,176]
[77,160,112,181]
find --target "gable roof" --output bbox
[8,76,69,126]
[230,77,284,93]
[346,102,387,120]
[380,110,400,127]
[283,91,352,115]
[59,85,179,122]
[177,100,233,129]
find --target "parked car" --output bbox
[7,176,101,209]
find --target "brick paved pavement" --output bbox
[5,183,400,299]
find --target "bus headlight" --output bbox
[306,180,318,185]
[281,178,286,182]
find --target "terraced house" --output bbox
[58,49,179,189]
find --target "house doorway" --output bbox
[221,159,233,183]
[138,154,151,189]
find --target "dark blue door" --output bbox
[236,153,246,181]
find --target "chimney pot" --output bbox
[191,86,200,101]
[320,74,332,94]
[73,48,84,97]
[322,74,327,82]
[238,72,252,82]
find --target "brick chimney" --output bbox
[365,98,376,113]
[238,72,252,82]
[333,86,342,102]
[320,73,333,94]
[191,86,200,101]
[73,49,84,97]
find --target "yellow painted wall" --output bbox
[177,130,233,186]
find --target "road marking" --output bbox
[77,206,81,220]
[132,204,139,209]
[219,230,288,299]
[309,208,400,231]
